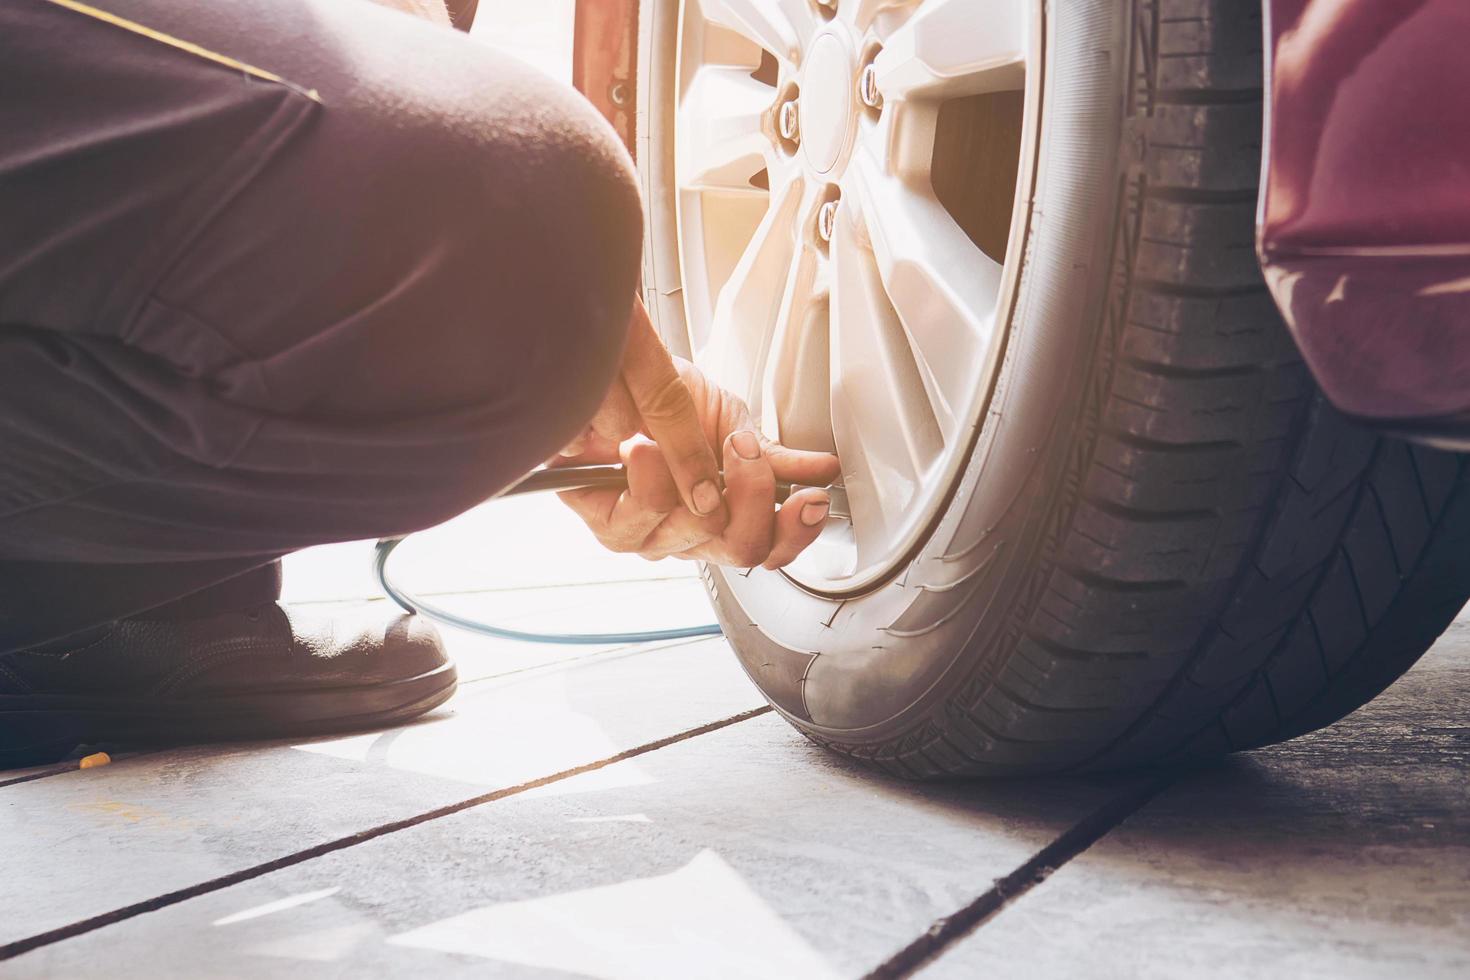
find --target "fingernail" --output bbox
[800,499,830,526]
[731,430,762,460]
[693,479,722,515]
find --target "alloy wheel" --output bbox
[673,0,1040,592]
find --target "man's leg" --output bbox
[0,0,641,759]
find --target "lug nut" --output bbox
[859,64,883,109]
[817,200,839,243]
[778,99,800,142]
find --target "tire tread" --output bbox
[808,0,1470,778]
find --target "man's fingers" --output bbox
[556,438,688,556]
[560,297,834,568]
[557,440,680,554]
[556,430,591,460]
[710,429,777,567]
[762,440,842,488]
[762,488,831,569]
[621,298,725,521]
[560,379,638,460]
[638,508,720,560]
[557,485,623,540]
[552,430,621,467]
[621,438,680,513]
[557,484,669,555]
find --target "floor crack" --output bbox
[863,773,1175,979]
[0,706,772,962]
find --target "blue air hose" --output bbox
[373,465,794,644]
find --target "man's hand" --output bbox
[560,295,729,520]
[556,297,840,568]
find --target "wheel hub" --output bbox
[798,31,856,176]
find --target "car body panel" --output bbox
[571,0,639,154]
[1260,0,1470,426]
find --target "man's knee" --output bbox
[343,52,645,526]
[468,70,646,432]
[324,31,644,526]
[341,28,644,420]
[167,9,643,428]
[420,61,644,451]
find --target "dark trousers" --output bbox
[0,0,642,652]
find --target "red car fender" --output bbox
[572,0,640,155]
[1260,0,1470,426]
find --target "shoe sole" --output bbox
[0,662,458,769]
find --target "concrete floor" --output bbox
[1,494,1467,978]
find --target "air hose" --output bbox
[373,465,796,645]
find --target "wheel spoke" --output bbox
[694,175,807,403]
[764,245,832,448]
[829,202,944,563]
[699,0,818,63]
[677,66,776,192]
[874,0,1027,100]
[757,179,829,438]
[846,150,1003,436]
[673,0,1032,587]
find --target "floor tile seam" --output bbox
[863,773,1177,979]
[454,634,725,691]
[0,705,774,962]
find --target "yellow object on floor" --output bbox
[79,752,112,770]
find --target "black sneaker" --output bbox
[0,603,457,768]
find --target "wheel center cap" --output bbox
[800,33,855,175]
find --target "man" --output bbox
[0,0,838,768]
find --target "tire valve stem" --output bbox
[817,200,839,243]
[778,99,800,143]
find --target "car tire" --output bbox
[637,0,1470,776]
